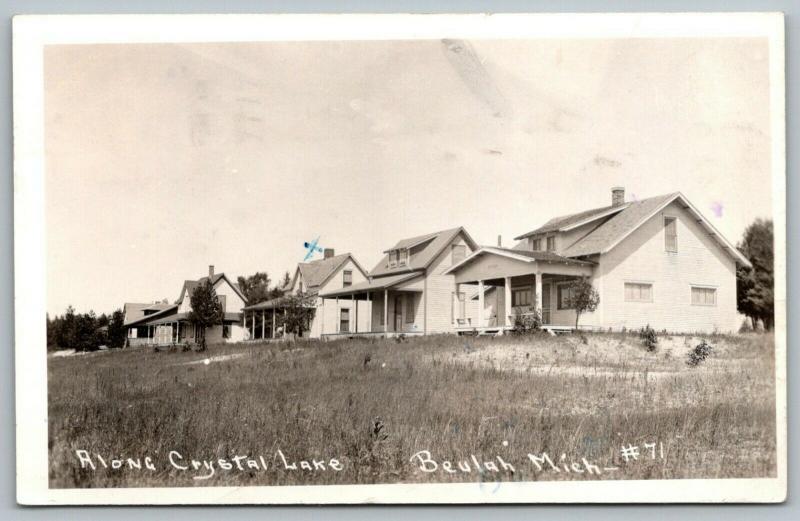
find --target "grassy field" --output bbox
[47,331,777,488]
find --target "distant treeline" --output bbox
[47,306,126,352]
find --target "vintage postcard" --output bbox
[13,13,786,504]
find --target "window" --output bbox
[664,216,677,252]
[691,286,717,306]
[531,238,541,251]
[223,324,231,339]
[340,308,350,332]
[451,244,466,266]
[511,288,532,307]
[624,282,653,302]
[546,236,556,251]
[405,296,415,323]
[398,249,409,266]
[452,292,466,321]
[343,270,352,287]
[557,284,575,309]
[388,251,398,267]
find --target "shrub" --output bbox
[511,307,541,335]
[639,324,658,352]
[687,339,713,367]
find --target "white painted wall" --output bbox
[424,234,478,333]
[596,200,739,333]
[308,256,371,337]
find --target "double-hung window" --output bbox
[691,286,716,306]
[340,308,350,332]
[624,282,653,302]
[511,288,532,307]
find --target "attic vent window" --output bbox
[546,237,556,251]
[531,238,541,251]
[664,216,678,252]
[388,251,398,268]
[399,249,409,267]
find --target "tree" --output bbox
[564,277,600,330]
[280,292,316,338]
[736,218,774,330]
[268,271,292,300]
[74,311,101,352]
[107,309,127,348]
[188,279,224,351]
[57,305,78,349]
[237,272,272,305]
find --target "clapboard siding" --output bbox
[424,234,477,333]
[597,200,739,332]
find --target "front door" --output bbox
[394,295,403,331]
[541,283,551,325]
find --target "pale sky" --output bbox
[44,38,772,315]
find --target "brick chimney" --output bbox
[323,248,335,259]
[208,265,215,277]
[612,186,625,207]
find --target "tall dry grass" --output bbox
[47,332,777,487]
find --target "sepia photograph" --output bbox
[13,13,786,504]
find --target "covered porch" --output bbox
[445,247,596,335]
[318,272,425,339]
[127,312,243,346]
[242,297,293,341]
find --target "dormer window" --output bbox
[398,249,409,267]
[388,249,409,268]
[531,238,542,251]
[546,236,556,251]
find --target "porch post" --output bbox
[383,290,389,332]
[367,292,371,332]
[261,310,265,339]
[478,279,485,327]
[535,271,543,318]
[320,298,325,337]
[504,276,512,327]
[353,294,357,333]
[335,297,339,333]
[177,321,180,342]
[272,309,276,338]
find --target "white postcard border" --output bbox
[13,12,787,505]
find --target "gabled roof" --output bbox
[370,227,479,278]
[559,192,751,267]
[318,272,422,299]
[123,304,179,327]
[296,253,367,290]
[444,246,595,275]
[514,204,629,240]
[144,311,242,326]
[382,231,438,253]
[176,272,247,305]
[122,302,173,325]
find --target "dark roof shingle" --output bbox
[561,193,679,257]
[369,227,477,277]
[514,204,628,239]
